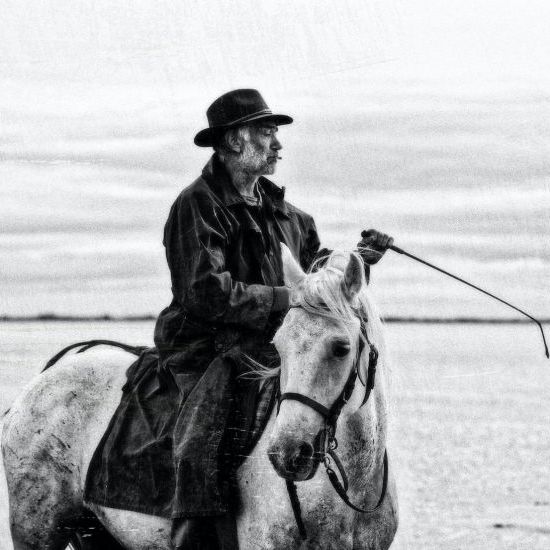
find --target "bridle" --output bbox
[276,304,389,541]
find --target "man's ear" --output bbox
[225,128,242,153]
[281,243,305,287]
[342,253,363,301]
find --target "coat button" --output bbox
[215,343,223,352]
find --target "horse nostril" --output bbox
[290,442,314,470]
[298,442,313,460]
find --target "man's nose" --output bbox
[271,136,282,151]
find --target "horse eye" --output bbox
[332,342,351,358]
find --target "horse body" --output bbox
[2,250,398,549]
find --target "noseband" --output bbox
[276,304,388,541]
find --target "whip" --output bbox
[361,231,549,359]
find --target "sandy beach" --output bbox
[1,321,548,549]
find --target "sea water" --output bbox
[1,71,549,320]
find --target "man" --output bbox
[153,89,393,549]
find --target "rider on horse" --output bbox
[90,89,389,549]
[153,89,393,549]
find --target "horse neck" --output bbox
[335,372,388,491]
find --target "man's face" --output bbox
[239,123,282,176]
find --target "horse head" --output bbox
[268,244,387,483]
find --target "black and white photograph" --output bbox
[1,1,549,548]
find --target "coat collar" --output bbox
[201,154,289,217]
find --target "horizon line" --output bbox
[0,314,548,325]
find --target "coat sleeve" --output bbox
[164,192,288,331]
[299,215,325,271]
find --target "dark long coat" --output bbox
[85,155,370,519]
[154,153,323,368]
[153,154,328,517]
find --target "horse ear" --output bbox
[342,253,363,301]
[281,243,305,287]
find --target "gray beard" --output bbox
[239,142,274,176]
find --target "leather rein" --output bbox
[277,304,389,541]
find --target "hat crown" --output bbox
[206,89,271,128]
[194,88,292,147]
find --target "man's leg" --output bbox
[214,514,239,550]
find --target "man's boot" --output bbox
[171,517,218,550]
[171,515,239,550]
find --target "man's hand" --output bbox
[357,229,394,265]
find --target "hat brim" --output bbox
[194,113,293,147]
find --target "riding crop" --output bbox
[361,231,549,359]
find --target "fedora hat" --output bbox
[194,89,293,147]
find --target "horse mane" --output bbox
[243,250,390,396]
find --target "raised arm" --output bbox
[300,216,372,283]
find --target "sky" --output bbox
[1,0,549,321]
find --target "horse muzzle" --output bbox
[267,431,325,481]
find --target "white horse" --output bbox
[2,248,398,549]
